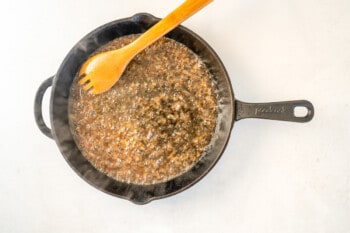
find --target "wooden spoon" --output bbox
[79,0,213,94]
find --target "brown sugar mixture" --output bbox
[69,34,218,185]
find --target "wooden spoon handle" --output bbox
[126,0,213,55]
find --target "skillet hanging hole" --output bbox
[294,106,309,118]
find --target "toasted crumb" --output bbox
[69,35,218,185]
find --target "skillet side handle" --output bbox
[34,76,54,139]
[235,100,314,123]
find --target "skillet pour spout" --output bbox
[34,13,314,204]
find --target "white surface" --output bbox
[1,0,349,232]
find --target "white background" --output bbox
[1,0,349,232]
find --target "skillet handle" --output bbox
[34,76,54,139]
[235,100,314,123]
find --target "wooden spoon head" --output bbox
[78,51,127,94]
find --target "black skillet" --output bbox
[34,13,314,204]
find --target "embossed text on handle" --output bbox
[255,106,286,115]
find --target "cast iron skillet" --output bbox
[34,13,314,204]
